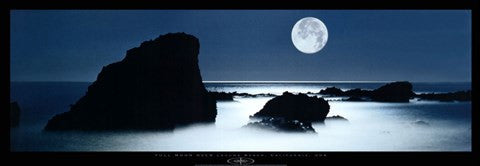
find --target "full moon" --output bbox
[291,17,328,54]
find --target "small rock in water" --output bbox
[319,87,344,96]
[325,115,349,122]
[412,120,430,127]
[380,131,391,134]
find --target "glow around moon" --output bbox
[291,17,328,54]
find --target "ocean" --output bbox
[10,82,471,151]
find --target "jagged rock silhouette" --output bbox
[45,33,216,131]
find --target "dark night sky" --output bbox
[10,10,471,82]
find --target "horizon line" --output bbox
[204,80,394,83]
[9,80,473,83]
[202,80,472,83]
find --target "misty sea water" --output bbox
[10,82,471,151]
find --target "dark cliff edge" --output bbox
[44,33,217,131]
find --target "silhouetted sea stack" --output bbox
[10,102,21,128]
[44,33,217,131]
[251,92,330,123]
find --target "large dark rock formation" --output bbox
[247,92,328,133]
[10,102,21,128]
[44,33,217,131]
[251,92,330,123]
[243,118,316,133]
